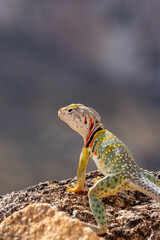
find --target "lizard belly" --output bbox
[92,154,110,176]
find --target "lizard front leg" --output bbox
[67,147,89,193]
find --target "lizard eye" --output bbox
[68,108,74,113]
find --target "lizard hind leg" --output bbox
[86,173,127,235]
[129,174,160,203]
[142,172,160,187]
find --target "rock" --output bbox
[0,203,103,240]
[0,170,160,239]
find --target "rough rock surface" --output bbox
[0,203,103,240]
[0,170,160,240]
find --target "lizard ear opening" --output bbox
[88,107,101,123]
[84,116,88,124]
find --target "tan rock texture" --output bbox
[0,203,103,240]
[0,170,160,239]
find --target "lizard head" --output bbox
[58,103,102,140]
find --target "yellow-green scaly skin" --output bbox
[58,104,160,235]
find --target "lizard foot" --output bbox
[81,222,107,235]
[66,183,84,193]
[91,176,102,185]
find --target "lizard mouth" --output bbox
[58,109,62,119]
[58,108,66,121]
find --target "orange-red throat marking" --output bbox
[83,123,103,148]
[89,117,93,132]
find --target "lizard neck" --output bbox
[83,122,104,148]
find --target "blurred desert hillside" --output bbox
[0,1,160,194]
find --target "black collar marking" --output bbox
[85,127,103,148]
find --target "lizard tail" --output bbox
[129,174,160,203]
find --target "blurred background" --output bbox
[0,0,160,195]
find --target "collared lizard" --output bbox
[58,103,160,235]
